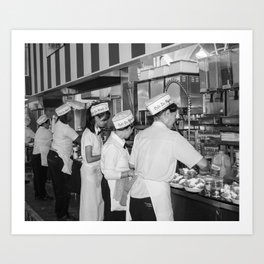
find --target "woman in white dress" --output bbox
[79,102,110,221]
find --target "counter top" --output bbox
[171,186,239,213]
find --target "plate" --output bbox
[170,183,184,189]
[231,198,239,205]
[184,187,203,193]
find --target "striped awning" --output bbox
[26,43,195,102]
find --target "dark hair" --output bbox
[57,114,69,124]
[154,103,178,118]
[85,102,110,134]
[40,119,50,126]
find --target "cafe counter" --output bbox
[171,187,239,221]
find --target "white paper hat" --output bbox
[90,102,109,117]
[145,93,172,115]
[55,103,71,116]
[112,110,134,129]
[37,114,49,125]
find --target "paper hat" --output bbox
[112,110,134,129]
[90,102,109,117]
[25,115,31,126]
[37,114,49,125]
[145,93,172,115]
[55,103,71,116]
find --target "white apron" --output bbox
[126,178,173,221]
[79,162,104,221]
[144,179,173,221]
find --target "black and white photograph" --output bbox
[11,30,252,235]
[2,1,263,263]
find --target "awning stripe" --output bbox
[59,46,65,84]
[76,44,84,78]
[39,44,44,92]
[36,44,41,94]
[64,44,71,82]
[55,49,60,86]
[91,43,99,73]
[33,44,38,94]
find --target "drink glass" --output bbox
[211,179,223,198]
[204,177,213,197]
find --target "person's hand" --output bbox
[128,169,135,178]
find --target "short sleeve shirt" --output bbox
[81,128,103,167]
[101,132,130,180]
[51,120,79,157]
[130,121,203,182]
[33,126,52,154]
[25,127,35,144]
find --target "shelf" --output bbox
[200,86,239,94]
[219,141,239,146]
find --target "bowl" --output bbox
[231,198,239,205]
[170,183,184,189]
[184,187,203,193]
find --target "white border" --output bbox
[12,30,252,235]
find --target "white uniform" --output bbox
[79,127,104,221]
[33,126,52,166]
[51,120,78,174]
[130,121,203,221]
[25,126,35,144]
[101,132,132,212]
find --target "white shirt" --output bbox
[33,126,52,166]
[51,120,79,174]
[130,121,203,198]
[81,127,102,168]
[101,132,130,211]
[51,120,79,158]
[25,126,35,144]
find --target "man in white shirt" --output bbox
[129,93,208,221]
[101,110,136,221]
[32,114,53,200]
[47,103,81,221]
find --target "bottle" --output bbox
[211,150,232,178]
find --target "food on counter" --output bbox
[179,168,198,178]
[221,184,232,201]
[221,182,239,204]
[184,177,205,190]
[170,174,186,188]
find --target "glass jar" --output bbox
[211,178,223,198]
[204,177,214,197]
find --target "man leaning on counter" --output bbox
[128,93,209,221]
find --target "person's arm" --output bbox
[196,157,209,172]
[85,145,101,163]
[120,169,135,179]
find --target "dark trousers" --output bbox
[109,210,126,221]
[47,150,71,219]
[101,175,111,221]
[129,197,157,221]
[31,154,48,198]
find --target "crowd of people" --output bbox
[25,92,208,221]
